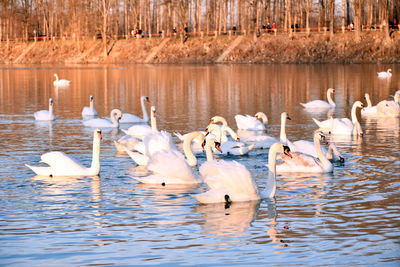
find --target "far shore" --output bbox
[1,31,399,65]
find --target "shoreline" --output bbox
[1,31,399,65]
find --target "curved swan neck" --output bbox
[279,113,287,144]
[266,144,280,198]
[353,121,363,136]
[204,138,215,162]
[54,74,59,81]
[256,112,268,124]
[183,132,203,166]
[365,94,372,108]
[313,133,331,168]
[141,96,149,122]
[327,89,335,106]
[326,143,340,160]
[221,125,238,140]
[211,116,228,126]
[90,130,101,174]
[110,109,121,127]
[351,102,360,124]
[150,107,158,132]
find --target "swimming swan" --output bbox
[300,88,336,109]
[34,98,56,121]
[361,93,377,117]
[235,112,268,131]
[276,131,333,173]
[377,69,392,79]
[82,95,98,117]
[53,73,71,86]
[121,106,157,139]
[26,128,102,177]
[132,132,207,185]
[376,92,400,117]
[120,96,150,123]
[313,101,364,136]
[193,140,290,203]
[83,109,122,128]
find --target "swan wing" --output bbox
[119,113,144,123]
[276,152,323,173]
[301,100,331,108]
[83,118,112,128]
[144,131,177,156]
[41,151,86,171]
[235,114,263,130]
[122,125,152,139]
[147,150,198,184]
[34,110,55,121]
[200,160,259,200]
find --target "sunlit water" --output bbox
[0,64,399,266]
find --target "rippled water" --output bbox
[0,64,399,266]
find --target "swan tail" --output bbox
[193,188,228,203]
[173,132,185,142]
[25,164,52,177]
[312,118,324,128]
[123,146,148,166]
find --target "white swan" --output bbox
[82,95,98,117]
[120,96,150,123]
[276,131,333,173]
[122,106,157,139]
[125,130,177,166]
[291,136,344,162]
[206,124,255,156]
[131,132,206,185]
[26,128,102,177]
[361,93,378,117]
[235,112,268,131]
[313,101,364,136]
[83,109,122,128]
[53,73,71,86]
[376,92,400,117]
[377,68,392,78]
[34,98,56,121]
[239,112,290,149]
[300,88,336,109]
[193,140,290,203]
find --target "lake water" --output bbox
[0,64,399,266]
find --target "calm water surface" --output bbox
[0,64,399,266]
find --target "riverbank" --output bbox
[1,31,399,64]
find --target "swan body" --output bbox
[132,132,206,185]
[239,112,290,149]
[194,140,289,203]
[313,101,364,136]
[120,96,150,123]
[235,112,268,131]
[377,69,392,79]
[26,129,102,177]
[300,88,336,109]
[34,98,56,121]
[114,135,141,152]
[83,109,122,128]
[53,73,71,86]
[291,139,344,162]
[276,131,333,173]
[376,92,400,117]
[82,95,98,117]
[361,93,377,117]
[121,106,157,139]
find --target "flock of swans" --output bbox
[26,74,400,205]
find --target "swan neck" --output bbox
[49,103,53,117]
[141,97,149,121]
[351,103,359,124]
[280,115,287,144]
[110,110,119,126]
[266,148,278,198]
[327,90,335,106]
[90,100,94,111]
[183,132,200,166]
[90,135,101,174]
[150,112,158,132]
[314,133,331,168]
[205,140,214,162]
[222,126,237,140]
[55,74,59,81]
[366,95,372,108]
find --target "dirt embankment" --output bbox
[1,31,399,64]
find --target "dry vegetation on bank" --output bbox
[1,31,399,65]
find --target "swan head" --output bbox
[281,112,291,121]
[328,88,335,95]
[95,128,102,140]
[283,145,292,158]
[353,101,364,110]
[111,109,123,121]
[210,116,227,126]
[49,98,54,106]
[255,112,268,123]
[364,93,370,100]
[90,95,94,102]
[151,106,156,117]
[388,68,392,73]
[142,96,150,103]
